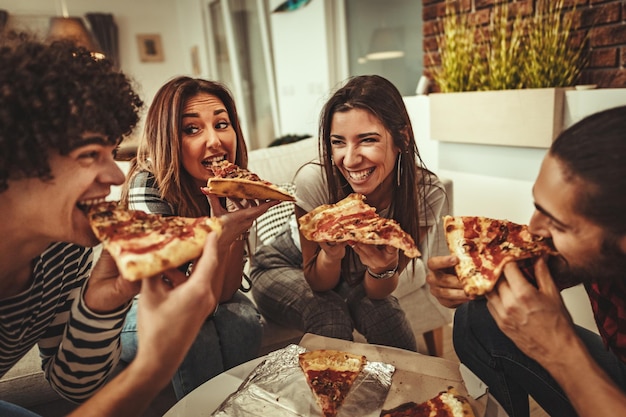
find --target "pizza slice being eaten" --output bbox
[207,160,296,202]
[87,201,222,281]
[298,349,366,417]
[443,215,556,296]
[380,386,476,417]
[298,193,420,258]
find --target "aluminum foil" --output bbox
[212,344,396,417]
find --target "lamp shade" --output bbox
[48,17,103,55]
[366,28,405,61]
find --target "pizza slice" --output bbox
[87,201,222,281]
[298,193,420,258]
[443,215,556,296]
[207,160,296,201]
[298,349,366,417]
[380,386,476,417]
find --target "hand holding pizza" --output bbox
[426,255,473,309]
[484,257,576,365]
[83,249,142,313]
[133,233,222,385]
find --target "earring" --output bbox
[396,152,402,186]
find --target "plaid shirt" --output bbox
[127,171,175,215]
[585,279,626,363]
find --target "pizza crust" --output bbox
[298,349,366,417]
[88,202,222,281]
[299,193,420,258]
[380,386,476,417]
[208,178,295,201]
[443,215,555,296]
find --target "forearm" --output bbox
[545,337,626,416]
[67,358,171,417]
[363,269,399,299]
[219,241,246,301]
[303,249,341,291]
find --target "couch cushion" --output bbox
[254,183,296,245]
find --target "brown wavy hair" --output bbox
[121,77,248,217]
[318,75,440,283]
[0,32,143,193]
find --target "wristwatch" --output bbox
[367,264,398,280]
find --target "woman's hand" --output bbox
[83,250,141,313]
[352,243,399,273]
[202,191,278,244]
[426,255,470,308]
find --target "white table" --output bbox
[163,356,265,417]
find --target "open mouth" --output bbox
[201,154,227,168]
[76,198,107,214]
[347,167,375,181]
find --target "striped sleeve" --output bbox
[37,246,131,402]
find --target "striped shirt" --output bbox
[0,242,129,402]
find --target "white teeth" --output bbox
[202,155,226,166]
[78,198,106,207]
[348,168,374,181]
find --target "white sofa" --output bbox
[0,137,454,412]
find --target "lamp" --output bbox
[366,28,405,61]
[47,16,103,57]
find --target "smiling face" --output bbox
[329,108,400,209]
[180,93,238,187]
[529,154,626,281]
[14,135,125,248]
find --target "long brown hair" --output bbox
[318,75,437,283]
[121,77,247,217]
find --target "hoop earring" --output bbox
[396,152,402,187]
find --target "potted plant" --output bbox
[429,0,588,148]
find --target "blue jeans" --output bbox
[0,401,40,417]
[453,299,626,417]
[121,291,263,399]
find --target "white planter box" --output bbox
[429,87,571,148]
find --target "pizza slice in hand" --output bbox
[443,215,556,296]
[380,386,476,417]
[298,349,366,417]
[298,193,420,258]
[87,201,222,281]
[207,160,296,202]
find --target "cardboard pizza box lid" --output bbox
[299,333,509,417]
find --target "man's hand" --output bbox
[426,255,471,308]
[485,257,577,364]
[84,250,141,313]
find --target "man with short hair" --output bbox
[427,105,626,417]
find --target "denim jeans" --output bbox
[0,401,41,417]
[454,299,626,417]
[121,290,263,399]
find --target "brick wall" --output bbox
[423,0,626,90]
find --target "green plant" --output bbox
[432,0,587,92]
[431,2,485,92]
[484,2,525,90]
[522,0,587,88]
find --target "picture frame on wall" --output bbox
[136,34,164,62]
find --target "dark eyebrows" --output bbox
[330,131,381,140]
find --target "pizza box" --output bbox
[299,333,508,417]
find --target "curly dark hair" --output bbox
[0,32,143,192]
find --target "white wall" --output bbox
[2,0,203,128]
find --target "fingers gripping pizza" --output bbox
[443,215,556,296]
[298,349,367,417]
[207,160,296,201]
[298,193,420,258]
[87,201,222,281]
[380,386,476,417]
